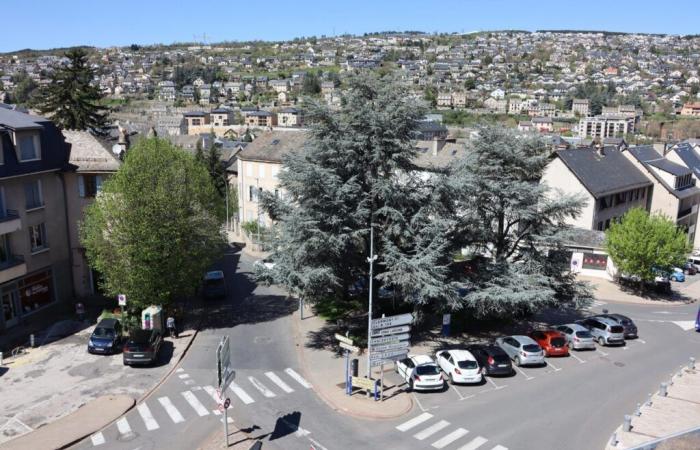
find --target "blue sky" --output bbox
[2,0,698,52]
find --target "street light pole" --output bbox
[366,224,377,380]
[224,174,229,231]
[256,178,261,247]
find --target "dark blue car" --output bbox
[696,307,700,332]
[88,318,122,354]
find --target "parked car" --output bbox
[683,261,698,275]
[434,349,483,385]
[495,335,545,367]
[670,268,686,282]
[578,317,625,346]
[395,355,445,391]
[254,258,276,270]
[596,313,638,339]
[88,318,122,354]
[554,324,596,350]
[465,344,514,376]
[688,256,700,271]
[203,270,226,299]
[696,306,700,332]
[123,329,163,366]
[528,330,569,357]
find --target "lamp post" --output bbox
[256,178,261,247]
[223,174,230,231]
[366,224,377,380]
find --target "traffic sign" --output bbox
[339,341,360,353]
[351,377,377,390]
[223,398,231,409]
[117,294,126,306]
[334,334,354,345]
[370,333,410,346]
[217,336,234,391]
[371,313,413,330]
[370,348,409,362]
[371,340,410,353]
[371,325,410,337]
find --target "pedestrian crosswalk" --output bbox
[588,300,607,309]
[89,367,313,446]
[396,413,508,450]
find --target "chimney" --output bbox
[432,137,446,156]
[117,124,130,152]
[596,141,605,156]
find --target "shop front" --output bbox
[0,269,55,330]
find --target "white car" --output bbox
[395,355,445,391]
[434,349,483,385]
[254,258,275,270]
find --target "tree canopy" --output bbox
[81,138,226,313]
[605,207,691,283]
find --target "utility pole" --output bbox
[256,178,261,248]
[223,174,229,231]
[366,225,377,379]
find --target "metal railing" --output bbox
[0,209,19,223]
[0,253,25,270]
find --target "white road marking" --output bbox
[285,368,312,388]
[673,321,697,331]
[485,377,500,388]
[203,385,220,403]
[295,426,311,437]
[570,352,586,363]
[491,446,509,450]
[265,371,294,393]
[182,391,210,416]
[184,380,195,385]
[178,374,190,379]
[220,416,234,424]
[598,348,609,356]
[457,436,488,450]
[653,311,672,314]
[431,428,469,448]
[213,409,222,415]
[228,382,255,404]
[176,368,184,372]
[396,412,433,432]
[90,432,105,446]
[638,339,647,344]
[248,376,276,398]
[546,360,562,371]
[116,417,132,436]
[414,420,450,440]
[191,386,202,391]
[137,403,159,431]
[514,365,533,380]
[158,397,185,423]
[450,383,466,400]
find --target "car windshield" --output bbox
[575,330,592,338]
[416,365,440,375]
[619,319,632,326]
[457,360,478,370]
[610,325,624,333]
[493,354,510,364]
[551,337,566,347]
[93,327,114,338]
[523,344,541,353]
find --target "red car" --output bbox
[529,330,569,357]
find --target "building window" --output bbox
[246,163,253,177]
[17,134,40,161]
[24,180,43,209]
[248,185,254,202]
[0,234,10,263]
[78,175,103,198]
[29,223,48,252]
[597,221,603,231]
[259,164,265,178]
[18,269,54,314]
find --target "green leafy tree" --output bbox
[605,208,691,285]
[448,126,592,316]
[36,49,107,133]
[81,138,226,313]
[301,71,321,95]
[259,75,456,312]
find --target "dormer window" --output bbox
[14,132,41,162]
[675,173,693,190]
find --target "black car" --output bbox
[466,344,513,376]
[203,270,227,299]
[88,318,122,354]
[123,329,163,366]
[597,313,638,339]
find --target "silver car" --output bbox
[554,324,596,350]
[495,335,545,367]
[579,317,625,346]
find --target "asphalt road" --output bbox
[71,249,700,450]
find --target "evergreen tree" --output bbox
[36,49,107,133]
[448,126,592,317]
[259,75,457,312]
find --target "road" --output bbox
[72,248,700,450]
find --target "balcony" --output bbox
[677,205,698,221]
[0,209,22,235]
[0,254,26,284]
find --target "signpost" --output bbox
[369,333,410,346]
[371,325,410,337]
[117,294,126,322]
[334,333,358,396]
[216,336,235,446]
[371,313,413,330]
[367,313,414,400]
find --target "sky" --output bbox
[2,0,699,53]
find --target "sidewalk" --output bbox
[579,276,696,306]
[0,320,197,448]
[605,360,700,450]
[291,306,414,420]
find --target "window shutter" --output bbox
[78,175,85,198]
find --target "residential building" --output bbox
[157,80,176,102]
[183,111,210,130]
[572,99,590,116]
[0,108,73,333]
[210,108,233,127]
[680,103,700,116]
[578,115,636,139]
[542,146,652,231]
[245,111,277,128]
[62,131,121,298]
[277,108,303,127]
[532,117,553,133]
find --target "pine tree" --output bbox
[36,49,107,133]
[259,75,457,312]
[448,126,592,317]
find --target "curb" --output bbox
[56,397,136,450]
[290,305,414,421]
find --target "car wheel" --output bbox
[598,336,606,346]
[515,356,522,367]
[449,373,455,385]
[408,379,414,392]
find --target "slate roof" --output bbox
[555,147,651,198]
[236,130,308,163]
[413,140,468,170]
[626,145,698,199]
[672,142,700,179]
[63,130,121,173]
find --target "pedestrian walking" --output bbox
[166,315,178,338]
[75,302,86,322]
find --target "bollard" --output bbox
[609,431,618,447]
[690,357,696,370]
[659,382,668,397]
[30,334,35,348]
[623,415,632,432]
[634,403,641,416]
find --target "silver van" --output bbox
[579,317,625,346]
[689,256,700,270]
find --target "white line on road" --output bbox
[182,391,210,416]
[431,428,469,448]
[546,360,562,371]
[569,352,586,364]
[673,321,697,331]
[248,376,277,398]
[265,371,294,393]
[412,393,430,412]
[450,383,466,400]
[396,412,433,432]
[158,397,185,423]
[491,446,509,450]
[228,382,255,404]
[285,368,312,388]
[637,339,647,344]
[116,417,132,436]
[178,373,190,379]
[213,409,221,415]
[90,432,105,446]
[137,403,159,431]
[514,365,533,380]
[414,420,450,440]
[176,368,184,372]
[457,436,488,450]
[485,377,500,388]
[598,348,609,356]
[203,385,220,403]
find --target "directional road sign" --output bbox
[370,348,409,362]
[371,325,410,338]
[339,341,360,353]
[370,333,410,346]
[371,313,413,330]
[334,334,354,345]
[217,336,235,391]
[371,340,410,353]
